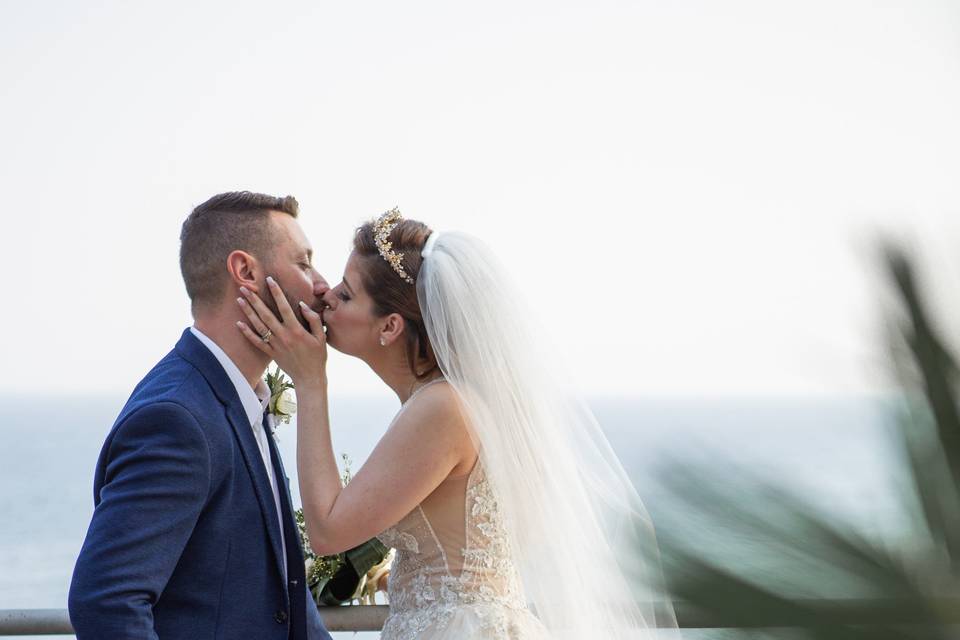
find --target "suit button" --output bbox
[274,610,288,624]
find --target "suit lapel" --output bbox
[264,416,306,560]
[224,403,287,580]
[174,329,287,584]
[264,417,308,638]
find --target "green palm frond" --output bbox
[658,245,960,638]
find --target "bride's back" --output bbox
[375,384,544,639]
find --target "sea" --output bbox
[0,394,906,639]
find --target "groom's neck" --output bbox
[193,314,270,389]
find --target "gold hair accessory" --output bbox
[373,207,415,284]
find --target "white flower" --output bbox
[275,388,297,418]
[265,366,295,425]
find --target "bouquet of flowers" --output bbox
[295,454,393,606]
[265,367,393,605]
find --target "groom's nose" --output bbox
[313,274,330,297]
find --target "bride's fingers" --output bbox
[266,276,298,328]
[236,321,273,355]
[238,286,283,335]
[298,301,326,341]
[237,296,270,338]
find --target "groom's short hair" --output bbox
[180,191,299,313]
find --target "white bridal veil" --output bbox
[417,231,678,639]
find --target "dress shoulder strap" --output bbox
[402,377,447,406]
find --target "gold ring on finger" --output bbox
[260,329,273,343]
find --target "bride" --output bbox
[236,208,677,639]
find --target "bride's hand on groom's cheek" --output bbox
[235,276,328,385]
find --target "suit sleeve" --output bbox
[68,402,211,640]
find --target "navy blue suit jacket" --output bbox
[69,329,332,640]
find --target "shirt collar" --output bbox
[190,327,269,428]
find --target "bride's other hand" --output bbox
[235,276,328,385]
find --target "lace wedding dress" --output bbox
[376,384,549,639]
[371,230,675,639]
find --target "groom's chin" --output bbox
[295,314,312,332]
[294,307,321,332]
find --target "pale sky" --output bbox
[2,0,959,397]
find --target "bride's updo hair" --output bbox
[354,218,438,380]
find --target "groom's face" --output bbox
[261,212,329,329]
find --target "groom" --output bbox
[69,191,333,640]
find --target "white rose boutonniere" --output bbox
[265,365,296,425]
[275,388,297,419]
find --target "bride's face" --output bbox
[321,251,383,356]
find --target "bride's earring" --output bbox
[380,337,386,346]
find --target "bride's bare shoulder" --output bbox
[396,381,473,447]
[403,380,462,422]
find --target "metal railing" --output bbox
[0,606,389,636]
[4,599,960,635]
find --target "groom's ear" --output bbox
[380,313,406,346]
[225,250,262,293]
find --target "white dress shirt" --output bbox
[190,327,288,577]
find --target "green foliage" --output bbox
[659,246,960,637]
[295,453,390,606]
[297,453,352,603]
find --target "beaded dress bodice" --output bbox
[375,383,547,639]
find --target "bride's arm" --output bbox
[297,378,470,555]
[236,278,473,555]
[292,377,340,540]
